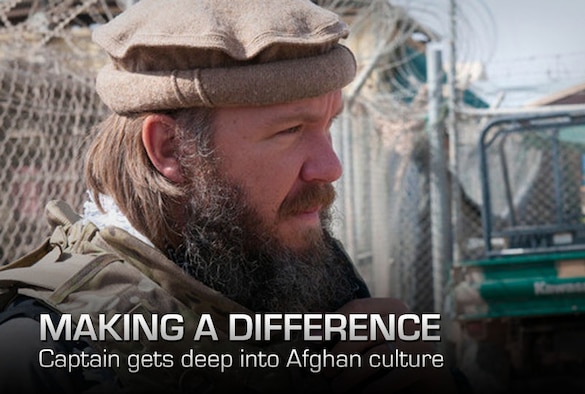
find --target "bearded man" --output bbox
[0,0,458,393]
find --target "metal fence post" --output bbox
[426,44,451,313]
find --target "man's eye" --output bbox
[280,125,302,135]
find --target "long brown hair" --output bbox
[84,107,214,250]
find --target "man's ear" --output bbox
[141,114,184,183]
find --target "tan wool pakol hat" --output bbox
[92,0,357,114]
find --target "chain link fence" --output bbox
[0,57,108,264]
[0,0,112,265]
[332,101,436,311]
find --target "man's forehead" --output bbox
[210,90,344,134]
[259,91,344,125]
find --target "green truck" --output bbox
[452,112,585,393]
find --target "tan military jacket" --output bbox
[0,201,343,393]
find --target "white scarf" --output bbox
[82,192,154,247]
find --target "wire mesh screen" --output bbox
[0,0,113,265]
[0,58,108,265]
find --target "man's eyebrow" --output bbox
[263,110,321,127]
[264,102,345,127]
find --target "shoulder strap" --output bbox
[46,199,82,227]
[0,200,119,308]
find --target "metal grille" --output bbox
[479,113,585,255]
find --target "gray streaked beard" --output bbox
[173,159,359,313]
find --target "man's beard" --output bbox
[174,159,360,313]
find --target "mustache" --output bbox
[278,183,336,218]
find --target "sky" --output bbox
[393,0,585,107]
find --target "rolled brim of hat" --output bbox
[95,44,356,113]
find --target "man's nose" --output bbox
[300,134,343,183]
